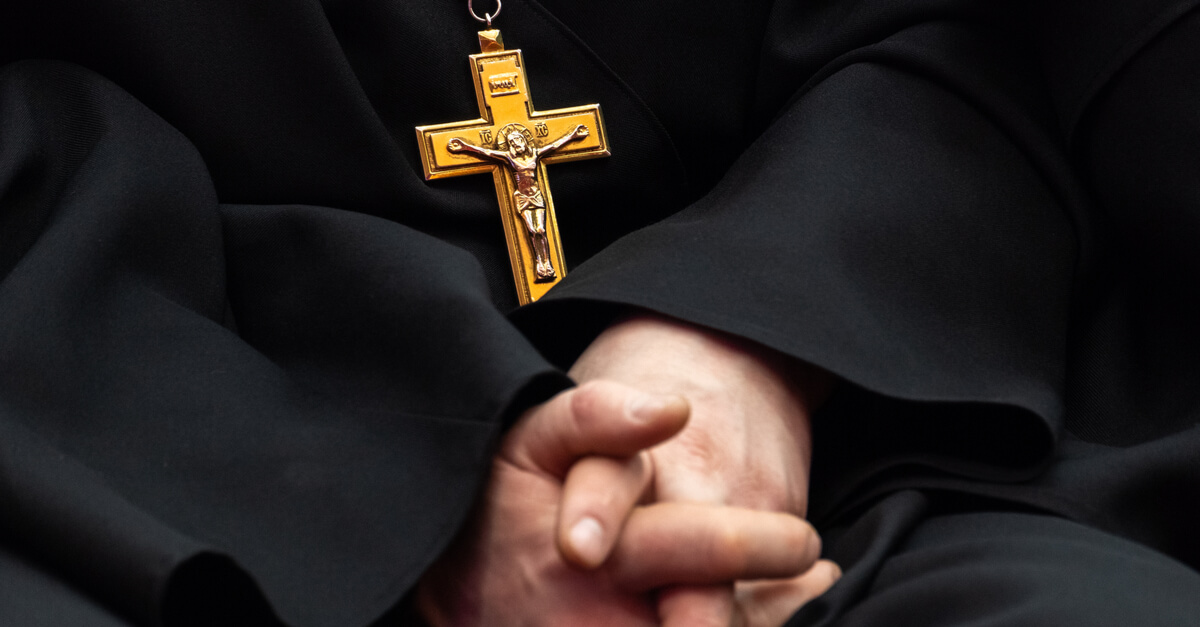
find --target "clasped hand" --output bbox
[418,314,838,626]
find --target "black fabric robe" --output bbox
[0,0,1198,625]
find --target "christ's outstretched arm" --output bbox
[448,137,516,168]
[538,124,590,158]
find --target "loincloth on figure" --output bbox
[513,187,546,212]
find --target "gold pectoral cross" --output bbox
[416,30,610,305]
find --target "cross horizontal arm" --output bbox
[417,106,608,180]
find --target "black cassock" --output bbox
[2,0,1200,625]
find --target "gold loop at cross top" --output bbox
[468,0,501,26]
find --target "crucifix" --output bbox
[415,28,610,305]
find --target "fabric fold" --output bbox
[515,18,1076,517]
[0,59,566,626]
[1035,0,1200,145]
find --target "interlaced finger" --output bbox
[502,380,688,477]
[608,503,822,591]
[557,452,655,569]
[734,560,843,627]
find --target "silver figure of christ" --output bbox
[447,122,590,281]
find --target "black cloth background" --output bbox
[0,0,1198,625]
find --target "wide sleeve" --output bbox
[0,60,567,627]
[1040,0,1200,445]
[514,5,1080,519]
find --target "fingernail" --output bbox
[568,517,605,567]
[629,395,671,422]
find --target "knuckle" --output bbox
[569,381,608,422]
[671,429,723,472]
[709,518,748,575]
[631,451,652,482]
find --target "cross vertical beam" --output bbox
[416,30,610,305]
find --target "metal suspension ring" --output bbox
[468,0,501,26]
